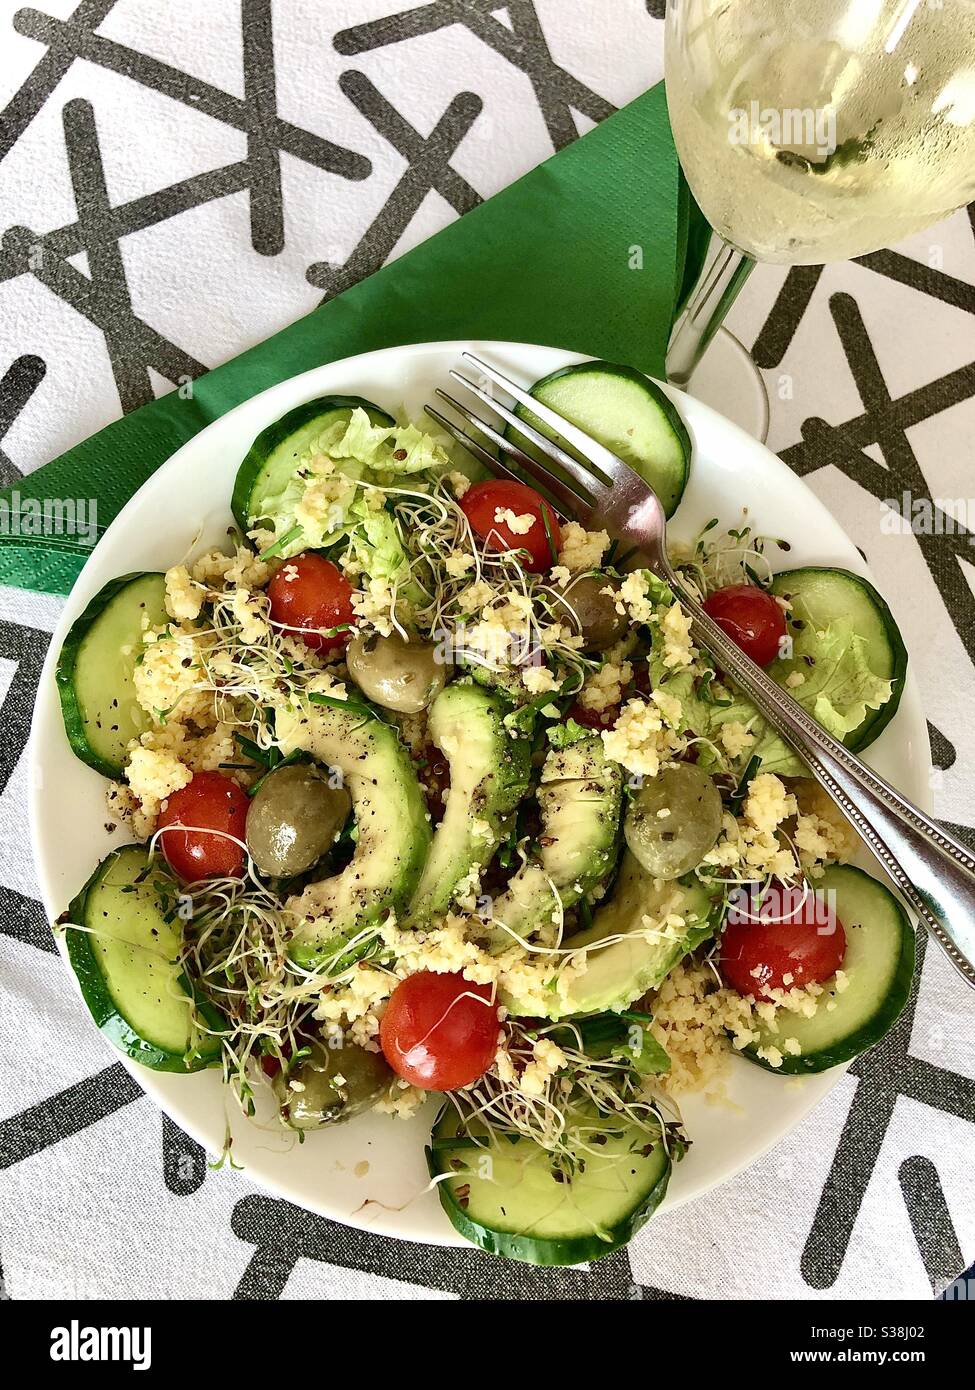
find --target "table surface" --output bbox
[0,0,972,1301]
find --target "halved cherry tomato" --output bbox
[156,770,249,882]
[460,479,561,573]
[720,882,847,998]
[267,552,356,653]
[703,583,787,667]
[380,971,499,1091]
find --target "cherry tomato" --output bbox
[720,882,847,998]
[380,971,499,1091]
[703,583,787,667]
[156,770,249,882]
[267,552,356,653]
[460,479,561,573]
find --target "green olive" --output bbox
[246,763,351,877]
[273,1040,393,1130]
[560,574,628,652]
[624,762,723,879]
[346,631,447,713]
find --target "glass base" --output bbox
[680,326,770,443]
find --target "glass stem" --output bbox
[667,237,755,388]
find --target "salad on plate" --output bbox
[53,359,915,1266]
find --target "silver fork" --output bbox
[427,350,975,990]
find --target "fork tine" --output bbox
[426,404,573,513]
[432,389,593,522]
[423,405,526,487]
[461,351,627,486]
[448,368,611,505]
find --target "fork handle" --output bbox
[667,576,975,990]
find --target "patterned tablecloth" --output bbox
[0,0,973,1301]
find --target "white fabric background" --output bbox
[0,0,973,1300]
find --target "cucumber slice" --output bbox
[64,845,225,1072]
[55,572,168,778]
[507,360,691,518]
[741,864,915,1075]
[231,395,395,535]
[427,1105,672,1265]
[770,567,907,751]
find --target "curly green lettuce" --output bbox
[704,619,893,775]
[642,567,893,776]
[262,408,452,559]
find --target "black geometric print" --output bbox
[0,0,374,414]
[10,2,372,208]
[231,1194,690,1300]
[0,0,116,161]
[750,201,975,1279]
[754,241,975,370]
[752,267,824,369]
[801,934,974,1292]
[859,249,975,316]
[62,96,206,410]
[0,620,53,959]
[777,293,975,665]
[0,619,48,799]
[0,1063,142,1169]
[307,73,484,300]
[334,1,616,152]
[0,354,45,487]
[899,1155,965,1294]
[0,885,54,954]
[928,722,957,772]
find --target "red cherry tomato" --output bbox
[267,552,356,653]
[156,770,249,882]
[703,583,787,667]
[460,479,561,573]
[720,883,847,998]
[380,971,499,1091]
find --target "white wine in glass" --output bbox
[665,0,975,387]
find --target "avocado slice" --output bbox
[488,736,623,948]
[277,698,431,970]
[409,683,531,921]
[501,853,718,1019]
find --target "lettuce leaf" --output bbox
[261,410,452,558]
[778,619,892,738]
[705,619,893,775]
[626,568,893,775]
[642,577,893,774]
[330,410,451,476]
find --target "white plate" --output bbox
[29,340,930,1250]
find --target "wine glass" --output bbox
[664,0,975,431]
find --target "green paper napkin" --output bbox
[0,81,709,595]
